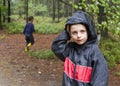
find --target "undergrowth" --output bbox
[100,38,120,69]
[4,16,66,34]
[28,49,57,59]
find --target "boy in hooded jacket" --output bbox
[23,16,35,51]
[51,11,108,86]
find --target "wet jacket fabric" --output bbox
[51,11,108,86]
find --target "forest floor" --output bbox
[0,30,120,86]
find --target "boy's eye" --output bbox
[81,30,86,33]
[71,30,86,35]
[71,31,77,35]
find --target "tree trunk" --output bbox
[0,7,2,29]
[3,0,6,22]
[8,0,11,23]
[52,0,55,22]
[98,2,108,37]
[25,0,28,23]
[64,0,68,17]
[57,0,60,22]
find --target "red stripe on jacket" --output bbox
[64,57,92,83]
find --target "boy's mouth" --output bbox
[77,39,82,41]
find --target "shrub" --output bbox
[100,38,120,68]
[5,22,24,34]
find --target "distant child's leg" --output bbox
[30,35,34,45]
[25,36,30,51]
[27,35,33,47]
[27,42,32,47]
[25,46,29,51]
[25,35,34,51]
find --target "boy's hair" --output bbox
[28,16,34,21]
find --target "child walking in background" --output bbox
[51,11,108,86]
[23,16,35,51]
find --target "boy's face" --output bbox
[69,24,88,45]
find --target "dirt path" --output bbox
[0,34,63,86]
[0,33,120,86]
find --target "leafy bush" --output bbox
[100,38,120,68]
[5,22,24,34]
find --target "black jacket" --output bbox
[51,11,108,86]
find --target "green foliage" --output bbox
[0,35,6,40]
[35,17,65,34]
[28,49,56,59]
[5,22,24,34]
[71,0,120,36]
[0,5,8,16]
[110,22,120,36]
[4,16,65,34]
[35,23,63,34]
[115,72,120,76]
[11,0,25,15]
[11,0,48,16]
[29,3,48,16]
[37,24,63,34]
[100,38,120,68]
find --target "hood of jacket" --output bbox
[65,11,98,45]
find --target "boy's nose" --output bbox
[77,33,81,38]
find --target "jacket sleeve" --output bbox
[32,24,35,32]
[51,30,70,61]
[91,46,108,86]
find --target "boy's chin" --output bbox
[75,41,85,45]
[69,39,85,45]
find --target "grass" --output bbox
[28,49,57,59]
[115,72,120,76]
[0,35,6,40]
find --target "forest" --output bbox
[0,0,120,68]
[0,0,120,86]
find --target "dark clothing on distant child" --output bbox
[23,22,35,45]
